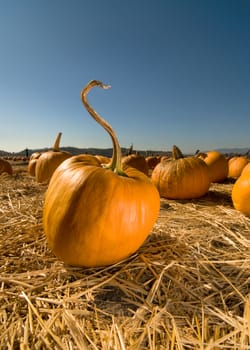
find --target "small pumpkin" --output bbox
[122,152,149,176]
[43,80,160,267]
[29,151,41,161]
[160,155,170,163]
[232,170,250,216]
[198,150,228,183]
[35,132,71,183]
[151,145,210,199]
[28,159,38,177]
[145,155,161,170]
[28,152,42,177]
[228,156,249,178]
[0,158,13,175]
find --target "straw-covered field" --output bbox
[0,162,249,350]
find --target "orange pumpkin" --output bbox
[28,159,38,177]
[122,153,149,176]
[198,150,228,183]
[29,151,41,161]
[145,155,161,170]
[0,158,13,175]
[232,170,250,216]
[241,162,250,177]
[35,132,71,183]
[28,152,42,177]
[228,156,249,178]
[43,80,160,267]
[160,155,170,163]
[152,145,210,199]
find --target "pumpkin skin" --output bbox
[122,153,149,176]
[0,158,13,175]
[29,152,41,161]
[94,154,111,165]
[152,145,210,199]
[160,155,170,163]
[145,155,161,170]
[198,151,228,183]
[43,80,160,267]
[28,159,38,176]
[35,132,71,183]
[28,152,41,177]
[232,171,250,216]
[241,162,250,177]
[228,156,249,178]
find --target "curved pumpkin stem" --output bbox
[172,145,184,160]
[81,80,125,175]
[53,132,62,152]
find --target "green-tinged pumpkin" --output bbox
[0,158,13,175]
[232,170,250,216]
[198,150,228,183]
[43,80,160,267]
[122,153,149,176]
[228,156,249,178]
[151,145,210,199]
[35,132,71,183]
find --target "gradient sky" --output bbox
[0,0,250,154]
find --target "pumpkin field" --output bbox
[0,159,249,349]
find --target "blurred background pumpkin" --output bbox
[198,150,228,183]
[35,132,71,184]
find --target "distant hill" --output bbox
[0,146,249,158]
[215,148,250,155]
[0,147,166,158]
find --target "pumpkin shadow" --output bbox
[160,179,235,209]
[200,189,233,207]
[170,190,233,207]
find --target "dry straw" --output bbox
[0,162,249,349]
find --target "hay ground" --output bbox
[0,162,249,350]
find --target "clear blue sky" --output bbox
[0,0,249,154]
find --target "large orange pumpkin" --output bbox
[35,132,71,183]
[0,158,13,175]
[151,145,210,199]
[43,80,160,267]
[228,156,249,178]
[232,170,250,216]
[198,150,228,183]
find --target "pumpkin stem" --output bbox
[53,132,62,152]
[81,80,126,176]
[172,145,184,159]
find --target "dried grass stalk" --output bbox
[0,165,249,349]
